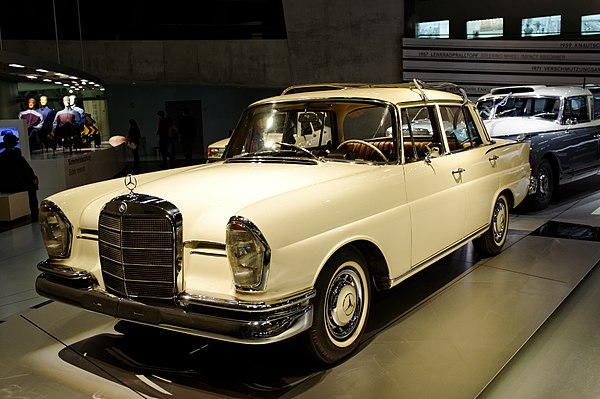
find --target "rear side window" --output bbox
[400,105,444,162]
[439,106,483,152]
[563,96,590,123]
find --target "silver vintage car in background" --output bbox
[36,81,530,364]
[477,85,600,210]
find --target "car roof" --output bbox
[478,85,592,100]
[250,83,466,107]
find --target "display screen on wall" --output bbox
[581,14,600,36]
[522,15,561,37]
[0,128,21,154]
[416,20,450,38]
[467,18,503,39]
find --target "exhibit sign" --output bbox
[402,38,600,98]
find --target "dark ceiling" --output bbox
[0,0,286,41]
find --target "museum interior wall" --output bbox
[0,0,598,155]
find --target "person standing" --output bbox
[156,110,175,168]
[127,119,141,173]
[177,107,197,164]
[0,134,39,221]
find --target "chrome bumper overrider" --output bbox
[36,260,315,344]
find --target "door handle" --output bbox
[452,168,466,174]
[489,155,499,162]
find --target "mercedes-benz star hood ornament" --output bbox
[124,173,137,194]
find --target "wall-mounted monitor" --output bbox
[467,17,503,39]
[416,20,450,39]
[522,15,561,37]
[0,127,21,155]
[581,14,600,36]
[0,119,29,161]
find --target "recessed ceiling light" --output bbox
[8,63,25,68]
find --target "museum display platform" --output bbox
[1,176,599,398]
[29,143,126,200]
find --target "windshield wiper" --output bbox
[276,142,324,162]
[232,143,323,162]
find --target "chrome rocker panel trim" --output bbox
[36,260,315,344]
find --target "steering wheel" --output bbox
[337,139,389,162]
[426,143,441,155]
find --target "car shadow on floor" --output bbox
[56,246,479,398]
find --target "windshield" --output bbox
[225,100,396,162]
[477,96,561,121]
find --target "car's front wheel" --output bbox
[305,247,370,364]
[473,193,509,257]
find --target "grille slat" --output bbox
[99,198,180,301]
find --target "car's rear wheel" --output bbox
[473,193,509,257]
[527,158,554,211]
[305,247,370,364]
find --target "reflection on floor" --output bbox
[1,175,599,398]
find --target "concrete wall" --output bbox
[2,0,405,87]
[283,0,404,83]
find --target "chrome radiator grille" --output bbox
[98,194,182,300]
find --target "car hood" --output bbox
[484,118,561,137]
[49,160,377,242]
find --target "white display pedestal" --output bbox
[0,191,29,221]
[30,143,125,201]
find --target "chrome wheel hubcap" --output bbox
[492,199,507,244]
[326,268,363,342]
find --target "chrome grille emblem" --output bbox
[118,202,127,213]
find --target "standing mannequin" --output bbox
[68,95,85,129]
[18,98,44,152]
[37,95,55,152]
[53,96,76,152]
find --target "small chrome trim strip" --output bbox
[77,229,99,241]
[190,251,227,257]
[184,240,226,250]
[185,240,227,257]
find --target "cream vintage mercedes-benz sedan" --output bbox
[36,81,531,364]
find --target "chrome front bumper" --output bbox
[36,260,315,344]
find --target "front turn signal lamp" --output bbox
[226,216,270,291]
[39,200,73,258]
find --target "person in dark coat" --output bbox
[177,108,197,164]
[156,110,175,168]
[0,133,39,221]
[127,118,141,172]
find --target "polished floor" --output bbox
[1,170,599,398]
